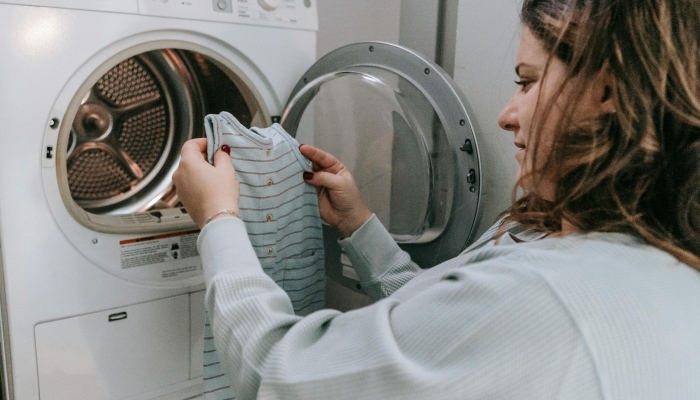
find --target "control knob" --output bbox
[258,0,283,11]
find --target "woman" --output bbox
[173,0,700,398]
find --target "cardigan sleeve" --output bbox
[337,214,422,301]
[197,217,597,400]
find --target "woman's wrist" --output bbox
[204,209,240,227]
[337,209,373,239]
[195,205,240,229]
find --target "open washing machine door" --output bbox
[280,42,483,290]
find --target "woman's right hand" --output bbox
[172,138,240,229]
[300,144,372,238]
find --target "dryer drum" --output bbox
[64,49,258,215]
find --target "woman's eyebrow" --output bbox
[515,63,540,77]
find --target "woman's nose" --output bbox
[498,96,518,132]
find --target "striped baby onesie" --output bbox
[202,112,325,399]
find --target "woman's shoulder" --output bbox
[453,229,700,325]
[449,231,700,384]
[465,229,696,285]
[466,217,686,277]
[458,230,700,338]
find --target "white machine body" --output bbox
[0,1,317,398]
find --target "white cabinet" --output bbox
[35,295,190,400]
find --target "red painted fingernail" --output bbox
[221,145,231,155]
[303,172,314,181]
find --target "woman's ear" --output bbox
[578,67,616,118]
[596,68,616,114]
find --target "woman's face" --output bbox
[498,28,568,200]
[498,28,614,200]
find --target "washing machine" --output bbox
[0,1,319,398]
[0,0,504,399]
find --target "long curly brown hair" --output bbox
[507,0,700,269]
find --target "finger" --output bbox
[304,170,346,191]
[191,137,208,151]
[300,144,343,171]
[193,138,209,158]
[213,148,236,174]
[181,139,209,161]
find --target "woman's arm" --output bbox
[338,214,422,301]
[299,145,422,300]
[199,217,588,400]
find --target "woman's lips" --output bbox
[515,142,526,163]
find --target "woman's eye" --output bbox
[515,80,532,90]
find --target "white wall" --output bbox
[451,0,523,234]
[316,0,401,59]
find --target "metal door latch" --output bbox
[460,139,473,154]
[467,169,477,184]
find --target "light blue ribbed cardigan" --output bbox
[199,212,700,399]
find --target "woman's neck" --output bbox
[546,219,579,239]
[561,219,578,235]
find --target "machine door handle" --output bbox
[108,312,127,322]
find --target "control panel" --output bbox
[138,0,318,31]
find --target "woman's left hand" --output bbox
[172,138,240,229]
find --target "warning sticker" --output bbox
[120,230,200,271]
[162,265,199,279]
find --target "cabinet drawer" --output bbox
[35,295,190,400]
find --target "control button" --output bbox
[213,0,232,12]
[258,0,283,11]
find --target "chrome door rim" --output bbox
[281,41,483,267]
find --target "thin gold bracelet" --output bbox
[204,209,239,226]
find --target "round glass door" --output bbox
[282,42,482,269]
[287,67,451,243]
